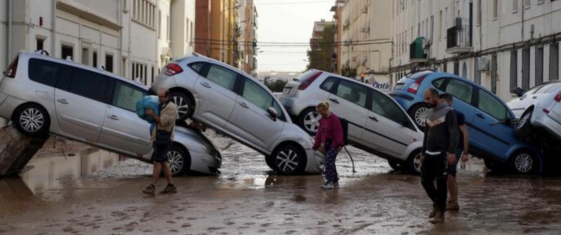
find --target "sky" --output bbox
[254,0,335,73]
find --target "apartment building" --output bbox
[391,0,561,101]
[238,0,258,76]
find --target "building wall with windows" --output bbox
[390,0,561,101]
[171,0,196,59]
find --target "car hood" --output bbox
[174,126,219,155]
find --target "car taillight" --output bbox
[543,109,550,114]
[555,91,561,102]
[298,72,323,90]
[407,75,426,94]
[4,56,19,78]
[165,63,183,76]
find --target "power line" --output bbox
[256,1,333,6]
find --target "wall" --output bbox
[195,0,212,56]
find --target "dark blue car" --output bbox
[389,70,542,174]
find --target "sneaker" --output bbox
[333,182,340,188]
[429,211,445,224]
[428,204,438,218]
[142,184,155,196]
[160,184,178,194]
[446,200,460,211]
[321,182,334,189]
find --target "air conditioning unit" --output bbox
[478,57,490,72]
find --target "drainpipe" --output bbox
[7,0,12,65]
[52,0,56,55]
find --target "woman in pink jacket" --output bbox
[313,101,344,189]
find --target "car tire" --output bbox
[265,155,278,171]
[388,159,405,171]
[298,108,321,136]
[170,92,195,123]
[408,104,429,129]
[484,159,504,173]
[406,150,422,175]
[515,109,533,139]
[508,150,538,175]
[271,144,307,175]
[13,104,50,138]
[167,145,191,176]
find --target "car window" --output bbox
[536,82,561,94]
[445,79,473,104]
[478,89,507,120]
[524,83,546,95]
[206,65,237,90]
[336,80,368,107]
[188,62,205,75]
[243,79,274,111]
[65,68,112,102]
[432,78,446,90]
[28,59,60,87]
[320,77,337,92]
[112,82,147,112]
[371,90,409,125]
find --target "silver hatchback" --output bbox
[0,52,221,176]
[280,70,424,173]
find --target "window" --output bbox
[206,65,238,90]
[166,15,170,41]
[158,10,162,39]
[188,62,205,75]
[371,90,409,125]
[105,54,114,72]
[36,38,44,51]
[28,59,60,87]
[445,79,473,104]
[493,0,498,19]
[132,0,156,29]
[112,82,146,112]
[510,50,518,91]
[536,82,561,94]
[93,51,98,68]
[320,77,337,92]
[242,79,274,111]
[439,11,443,39]
[432,78,446,89]
[513,0,519,12]
[82,47,89,65]
[186,18,190,42]
[523,0,530,8]
[550,43,559,81]
[335,80,368,108]
[477,0,482,25]
[478,89,507,120]
[61,45,73,60]
[525,83,547,95]
[65,67,111,102]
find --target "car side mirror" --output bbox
[513,87,524,97]
[267,107,279,121]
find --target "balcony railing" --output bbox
[446,25,472,54]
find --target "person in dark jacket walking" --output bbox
[420,88,460,223]
[313,101,344,189]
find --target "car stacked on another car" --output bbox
[150,53,324,175]
[279,69,425,174]
[508,81,561,149]
[390,70,543,174]
[0,51,221,176]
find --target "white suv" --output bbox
[150,53,323,175]
[280,70,424,173]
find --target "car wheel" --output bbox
[388,159,404,171]
[406,150,422,175]
[515,109,533,139]
[509,150,538,174]
[265,155,277,171]
[170,92,195,123]
[298,108,321,135]
[272,144,307,175]
[408,104,428,128]
[167,145,191,176]
[13,104,50,137]
[484,159,504,173]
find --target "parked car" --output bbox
[279,69,424,174]
[150,53,323,175]
[0,51,221,176]
[508,81,561,148]
[390,70,543,174]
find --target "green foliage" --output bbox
[263,76,289,92]
[306,24,336,71]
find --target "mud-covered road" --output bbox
[1,135,561,235]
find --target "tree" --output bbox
[263,76,288,92]
[306,25,335,71]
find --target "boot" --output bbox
[429,211,445,224]
[446,200,460,211]
[428,204,438,218]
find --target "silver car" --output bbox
[150,53,323,175]
[280,70,424,173]
[0,51,221,176]
[508,82,561,146]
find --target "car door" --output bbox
[193,63,238,128]
[54,66,110,143]
[226,76,285,152]
[363,89,419,156]
[328,80,368,144]
[439,78,477,124]
[97,81,152,156]
[472,88,513,158]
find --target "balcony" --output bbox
[410,37,428,63]
[446,25,472,54]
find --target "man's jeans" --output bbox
[421,152,448,213]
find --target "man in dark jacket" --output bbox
[420,88,460,223]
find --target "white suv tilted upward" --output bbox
[280,70,424,173]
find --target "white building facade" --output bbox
[391,0,561,101]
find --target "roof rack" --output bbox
[34,50,50,56]
[405,68,436,77]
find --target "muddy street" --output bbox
[1,137,561,235]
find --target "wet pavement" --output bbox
[1,134,561,234]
